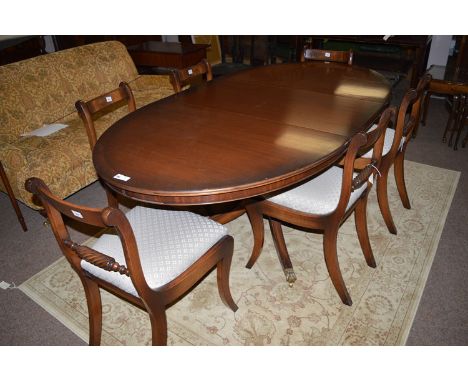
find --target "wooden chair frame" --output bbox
[373,74,431,234]
[75,81,136,208]
[245,107,395,306]
[25,177,238,346]
[301,46,354,65]
[170,58,213,93]
[75,81,136,151]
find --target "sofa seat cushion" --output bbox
[129,75,175,108]
[2,117,95,208]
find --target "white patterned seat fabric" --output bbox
[268,166,367,215]
[361,124,404,159]
[81,206,227,297]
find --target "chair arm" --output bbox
[63,239,130,276]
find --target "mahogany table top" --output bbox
[93,62,391,206]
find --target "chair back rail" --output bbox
[75,81,136,150]
[170,59,213,93]
[301,47,353,65]
[406,73,432,140]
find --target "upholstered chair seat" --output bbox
[269,167,367,215]
[82,206,228,297]
[361,125,404,159]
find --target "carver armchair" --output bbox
[26,177,238,345]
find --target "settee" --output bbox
[0,41,174,210]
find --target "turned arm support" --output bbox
[351,159,378,191]
[63,239,130,276]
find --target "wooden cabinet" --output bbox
[0,36,45,66]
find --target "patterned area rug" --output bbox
[20,161,459,345]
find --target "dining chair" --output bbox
[25,177,238,346]
[245,107,395,306]
[75,81,136,151]
[170,58,213,93]
[75,81,136,208]
[300,46,353,65]
[362,74,431,235]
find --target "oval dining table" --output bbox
[93,62,391,218]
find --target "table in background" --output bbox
[303,35,432,89]
[127,41,209,71]
[423,64,468,150]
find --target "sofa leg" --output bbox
[0,161,27,231]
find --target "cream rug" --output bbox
[20,161,459,345]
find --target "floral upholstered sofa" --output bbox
[0,41,174,209]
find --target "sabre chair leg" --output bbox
[463,125,468,148]
[421,90,431,126]
[81,277,102,346]
[323,227,352,306]
[354,195,376,268]
[269,218,296,286]
[449,95,465,150]
[376,164,397,235]
[394,150,411,209]
[453,96,467,151]
[245,204,265,269]
[216,254,239,312]
[148,304,168,346]
[105,188,119,209]
[443,95,459,143]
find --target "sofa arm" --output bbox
[0,142,27,199]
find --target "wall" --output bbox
[426,35,452,68]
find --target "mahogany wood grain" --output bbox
[25,177,237,346]
[93,63,391,207]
